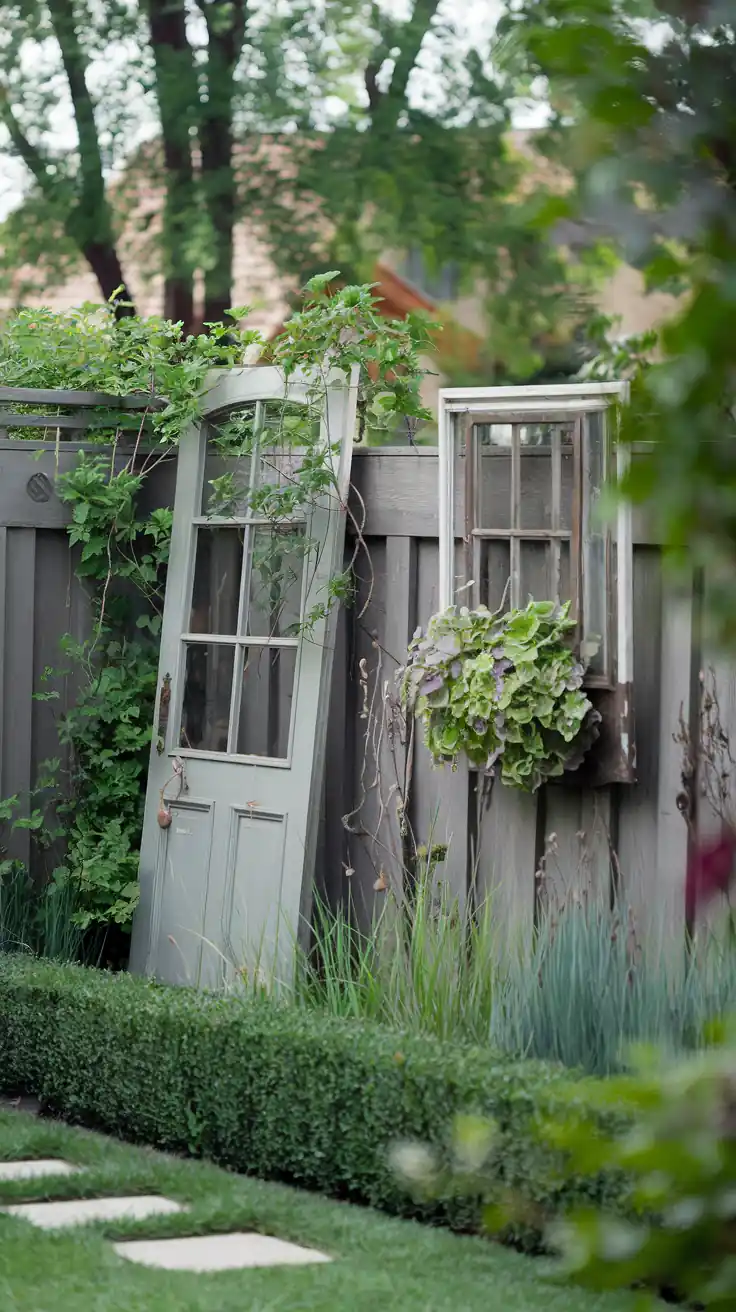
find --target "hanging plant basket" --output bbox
[399,599,601,793]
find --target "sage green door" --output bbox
[129,366,356,989]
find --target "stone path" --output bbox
[0,1158,80,1181]
[0,1156,331,1272]
[114,1232,333,1272]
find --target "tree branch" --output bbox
[0,80,135,315]
[0,93,55,193]
[41,0,135,314]
[367,0,442,132]
[386,0,442,110]
[364,63,381,112]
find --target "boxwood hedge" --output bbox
[0,956,627,1244]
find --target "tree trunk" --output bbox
[81,242,137,318]
[200,1,246,328]
[145,0,199,332]
[200,111,236,327]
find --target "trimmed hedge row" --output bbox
[0,956,627,1244]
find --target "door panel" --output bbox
[130,366,357,988]
[219,806,288,988]
[151,798,215,987]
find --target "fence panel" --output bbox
[0,437,696,935]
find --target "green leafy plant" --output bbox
[399,599,601,792]
[391,1035,736,1295]
[48,636,160,931]
[268,273,435,444]
[297,848,736,1076]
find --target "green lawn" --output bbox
[0,1109,639,1312]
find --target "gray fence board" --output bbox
[616,548,663,927]
[411,540,469,904]
[477,782,538,939]
[0,529,6,816]
[3,528,36,868]
[0,387,155,408]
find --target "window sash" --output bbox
[457,408,617,688]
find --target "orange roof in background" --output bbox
[267,261,484,371]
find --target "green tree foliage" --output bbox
[503,0,736,640]
[241,0,606,378]
[0,0,602,378]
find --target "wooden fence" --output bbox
[0,427,709,938]
[320,448,699,942]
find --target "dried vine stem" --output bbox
[342,628,418,906]
[675,666,736,835]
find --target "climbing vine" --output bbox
[0,277,433,941]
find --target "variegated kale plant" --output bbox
[399,600,601,792]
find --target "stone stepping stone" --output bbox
[113,1232,332,1271]
[0,1159,82,1182]
[2,1195,184,1229]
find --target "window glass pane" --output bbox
[520,449,551,530]
[518,423,576,531]
[189,527,244,635]
[482,539,510,611]
[235,645,297,759]
[180,643,234,753]
[582,410,609,675]
[560,448,575,531]
[559,539,571,605]
[244,526,305,638]
[520,540,549,603]
[479,424,511,530]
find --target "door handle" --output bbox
[156,673,172,755]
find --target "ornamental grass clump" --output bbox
[400,599,601,792]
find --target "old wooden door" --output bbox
[129,366,357,989]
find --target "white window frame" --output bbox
[437,382,633,690]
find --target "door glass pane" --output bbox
[189,527,244,635]
[180,643,234,753]
[235,645,297,759]
[201,410,257,517]
[251,404,317,495]
[201,450,251,517]
[245,526,305,638]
